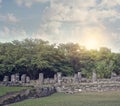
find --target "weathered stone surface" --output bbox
[21,74,26,83]
[26,76,30,83]
[2,72,120,89]
[39,73,44,85]
[78,72,82,82]
[14,73,20,83]
[48,78,55,84]
[111,72,117,78]
[44,78,50,84]
[92,71,97,83]
[3,76,9,82]
[110,72,120,81]
[0,86,56,106]
[11,74,16,82]
[54,74,57,83]
[56,82,120,93]
[57,72,62,85]
[74,74,79,83]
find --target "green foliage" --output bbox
[0,38,120,79]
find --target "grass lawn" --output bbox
[0,86,27,96]
[11,91,120,106]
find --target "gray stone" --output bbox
[0,86,56,106]
[3,76,9,82]
[111,72,117,80]
[39,73,44,85]
[50,79,55,84]
[74,74,79,83]
[15,73,20,82]
[78,72,82,82]
[26,76,30,83]
[54,74,57,83]
[46,78,50,84]
[92,71,97,83]
[21,74,26,83]
[49,78,54,84]
[111,72,117,77]
[62,77,73,84]
[57,72,62,85]
[11,74,16,82]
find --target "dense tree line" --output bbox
[0,39,120,80]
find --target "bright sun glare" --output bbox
[84,38,98,50]
[79,28,105,50]
[80,34,101,50]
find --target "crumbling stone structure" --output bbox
[1,71,120,88]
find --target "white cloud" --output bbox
[100,0,120,8]
[33,0,120,50]
[31,21,62,42]
[42,0,119,28]
[13,0,120,52]
[0,27,27,42]
[15,0,49,7]
[15,0,32,7]
[0,13,19,23]
[7,13,19,23]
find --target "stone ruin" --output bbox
[2,71,120,86]
[38,73,44,85]
[0,86,56,106]
[1,71,88,86]
[1,71,120,105]
[1,73,31,86]
[1,71,120,92]
[111,72,120,81]
[92,70,97,83]
[3,76,9,82]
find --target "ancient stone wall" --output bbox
[1,72,120,87]
[56,82,120,93]
[0,86,56,105]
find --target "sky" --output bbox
[0,0,120,52]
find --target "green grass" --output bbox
[0,86,27,96]
[11,91,120,106]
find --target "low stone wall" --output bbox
[0,81,34,88]
[1,82,120,105]
[0,86,56,106]
[56,82,120,93]
[2,72,120,88]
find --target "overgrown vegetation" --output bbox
[11,92,120,106]
[0,38,120,80]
